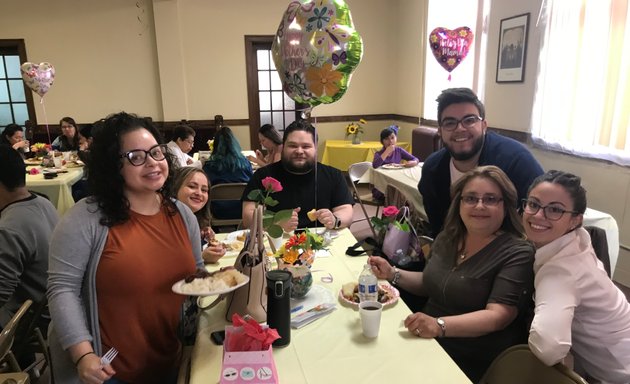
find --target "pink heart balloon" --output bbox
[429,27,474,73]
[20,62,55,97]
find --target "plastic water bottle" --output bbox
[391,249,404,265]
[358,263,378,302]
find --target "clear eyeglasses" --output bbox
[461,195,503,207]
[439,115,483,131]
[522,199,578,221]
[120,144,168,166]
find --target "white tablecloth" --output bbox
[25,167,84,215]
[189,229,471,384]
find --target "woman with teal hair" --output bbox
[203,127,253,221]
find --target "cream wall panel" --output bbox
[0,0,162,122]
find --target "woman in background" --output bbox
[203,126,253,221]
[524,170,630,383]
[167,124,201,168]
[1,123,29,153]
[52,117,81,151]
[372,125,418,200]
[369,166,534,382]
[171,166,226,264]
[246,124,282,167]
[47,112,203,383]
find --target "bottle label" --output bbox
[368,284,377,294]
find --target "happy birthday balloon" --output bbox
[272,0,363,108]
[429,27,474,76]
[20,62,55,97]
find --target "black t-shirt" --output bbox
[242,162,354,228]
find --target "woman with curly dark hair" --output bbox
[52,117,81,151]
[47,112,203,384]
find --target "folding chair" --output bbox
[480,344,588,384]
[0,300,32,384]
[348,162,383,239]
[209,183,247,229]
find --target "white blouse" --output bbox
[167,141,201,169]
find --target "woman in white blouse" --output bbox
[167,124,201,168]
[523,170,630,384]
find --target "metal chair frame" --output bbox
[348,162,383,239]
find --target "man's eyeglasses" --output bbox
[120,144,168,166]
[522,199,578,221]
[439,115,483,131]
[461,195,503,207]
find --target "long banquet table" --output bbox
[25,166,84,215]
[321,140,411,172]
[189,228,471,383]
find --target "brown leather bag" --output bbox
[225,205,269,322]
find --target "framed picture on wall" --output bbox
[496,13,530,83]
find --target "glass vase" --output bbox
[351,134,362,145]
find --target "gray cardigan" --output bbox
[47,198,203,384]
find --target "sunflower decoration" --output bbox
[345,118,367,141]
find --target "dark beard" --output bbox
[281,156,315,174]
[448,134,485,161]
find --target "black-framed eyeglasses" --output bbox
[461,195,503,207]
[439,115,483,131]
[522,199,578,221]
[120,144,168,166]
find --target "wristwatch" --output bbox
[332,214,342,229]
[390,267,401,286]
[436,317,446,338]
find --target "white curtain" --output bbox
[532,0,630,165]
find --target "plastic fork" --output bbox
[100,347,118,366]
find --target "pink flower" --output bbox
[382,206,400,217]
[29,168,40,175]
[261,177,283,193]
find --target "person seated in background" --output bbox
[1,123,30,154]
[52,117,81,151]
[372,124,419,200]
[246,123,283,167]
[418,87,544,238]
[242,119,354,231]
[171,166,226,264]
[203,126,253,223]
[47,112,202,383]
[78,122,94,151]
[524,170,630,383]
[370,166,535,383]
[0,145,59,331]
[167,124,201,168]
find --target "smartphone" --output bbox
[210,330,225,346]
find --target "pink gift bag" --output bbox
[220,325,279,383]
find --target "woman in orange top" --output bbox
[47,112,203,384]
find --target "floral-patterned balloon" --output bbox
[20,62,55,98]
[272,0,363,108]
[429,27,474,74]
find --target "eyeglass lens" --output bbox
[522,200,569,220]
[461,195,502,206]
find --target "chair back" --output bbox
[208,183,247,227]
[348,161,371,183]
[584,226,611,277]
[480,344,588,384]
[0,300,32,368]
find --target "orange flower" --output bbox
[305,63,342,97]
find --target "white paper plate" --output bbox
[338,283,400,308]
[226,229,249,242]
[171,274,249,296]
[381,163,404,170]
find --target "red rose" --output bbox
[261,177,283,193]
[382,206,400,217]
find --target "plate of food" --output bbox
[381,163,404,170]
[172,266,249,296]
[338,282,399,307]
[226,229,249,242]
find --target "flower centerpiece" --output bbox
[345,118,367,145]
[31,142,51,158]
[275,229,325,298]
[207,139,214,152]
[246,176,294,238]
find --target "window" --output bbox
[0,40,35,129]
[423,0,488,121]
[532,0,630,166]
[245,36,304,148]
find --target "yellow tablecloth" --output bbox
[26,167,84,215]
[189,229,471,384]
[321,140,411,171]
